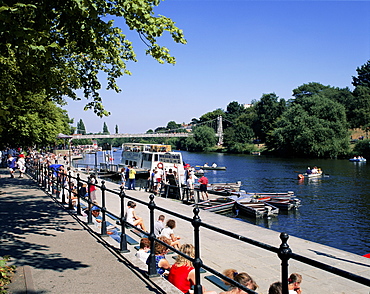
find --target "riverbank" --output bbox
[3,168,369,293]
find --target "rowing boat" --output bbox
[234,200,279,218]
[192,197,236,214]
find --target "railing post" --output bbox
[60,171,65,202]
[147,194,158,277]
[68,171,74,210]
[100,181,108,236]
[192,207,203,294]
[76,173,82,215]
[87,176,93,225]
[119,187,129,253]
[278,232,292,294]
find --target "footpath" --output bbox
[0,168,172,294]
[1,167,370,294]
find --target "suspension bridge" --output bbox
[72,116,231,145]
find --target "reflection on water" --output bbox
[75,151,370,256]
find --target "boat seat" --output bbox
[204,275,228,291]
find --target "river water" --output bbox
[75,150,370,256]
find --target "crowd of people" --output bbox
[2,148,303,294]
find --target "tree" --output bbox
[199,109,225,123]
[225,101,245,122]
[352,60,370,88]
[0,95,72,148]
[77,119,86,135]
[102,122,109,135]
[253,93,286,142]
[267,94,349,158]
[0,0,186,123]
[166,121,181,130]
[351,61,370,132]
[184,126,216,152]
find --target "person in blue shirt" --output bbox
[7,154,17,178]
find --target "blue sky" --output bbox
[63,0,370,134]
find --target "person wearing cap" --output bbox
[17,154,26,178]
[91,205,101,219]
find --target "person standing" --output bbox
[7,154,17,178]
[198,175,209,200]
[128,165,136,190]
[17,154,26,178]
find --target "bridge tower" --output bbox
[217,115,223,146]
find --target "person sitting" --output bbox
[147,236,172,276]
[135,238,151,263]
[306,167,312,174]
[211,162,217,168]
[203,163,209,167]
[154,215,165,237]
[160,219,181,249]
[125,201,147,232]
[288,273,302,294]
[167,244,217,294]
[220,268,259,293]
[268,281,282,294]
[311,166,318,174]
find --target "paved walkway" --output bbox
[1,168,370,294]
[0,169,175,294]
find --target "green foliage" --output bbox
[76,119,86,135]
[252,93,286,142]
[182,126,216,152]
[267,95,349,158]
[102,122,109,134]
[166,121,181,130]
[352,60,370,88]
[0,255,16,292]
[199,109,225,122]
[353,139,370,158]
[0,0,186,120]
[0,93,72,148]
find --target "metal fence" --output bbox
[26,161,370,294]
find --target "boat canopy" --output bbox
[122,143,171,153]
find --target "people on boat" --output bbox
[219,268,259,294]
[204,162,209,167]
[311,166,318,174]
[211,162,217,168]
[288,273,302,294]
[306,167,312,174]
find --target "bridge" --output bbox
[73,116,228,145]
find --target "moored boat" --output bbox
[192,197,236,214]
[120,143,185,183]
[234,200,279,218]
[198,165,227,170]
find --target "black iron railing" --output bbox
[26,161,370,294]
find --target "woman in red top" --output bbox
[168,244,216,294]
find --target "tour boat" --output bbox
[120,143,185,183]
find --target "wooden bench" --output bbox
[204,275,228,291]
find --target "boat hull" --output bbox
[234,200,279,218]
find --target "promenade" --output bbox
[1,167,369,293]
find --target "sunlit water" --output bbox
[75,150,370,256]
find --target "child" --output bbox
[160,219,181,249]
[147,236,172,276]
[220,269,259,293]
[135,238,150,263]
[288,273,302,294]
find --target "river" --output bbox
[75,150,370,257]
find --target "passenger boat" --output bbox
[120,143,185,183]
[234,199,279,218]
[192,197,236,214]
